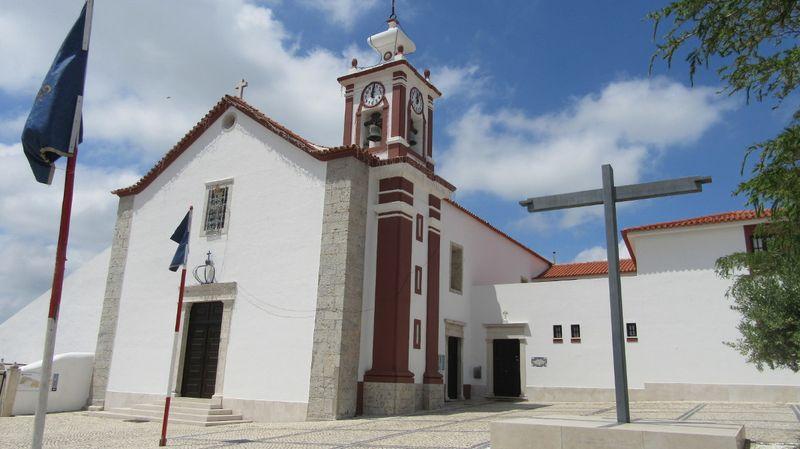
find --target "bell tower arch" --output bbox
[338,18,441,169]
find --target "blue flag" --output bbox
[21,2,91,185]
[169,211,191,272]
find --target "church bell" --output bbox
[365,112,383,142]
[408,122,418,147]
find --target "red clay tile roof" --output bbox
[112,95,455,196]
[537,259,636,280]
[622,210,772,234]
[534,210,770,281]
[620,209,772,265]
[443,199,551,266]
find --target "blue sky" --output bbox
[0,0,792,321]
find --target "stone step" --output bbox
[166,398,221,410]
[121,407,242,422]
[131,403,233,415]
[83,409,252,427]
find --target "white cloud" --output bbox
[0,114,26,141]
[433,65,488,100]
[0,144,138,322]
[298,0,379,29]
[0,0,354,158]
[572,242,631,263]
[440,77,733,204]
[0,0,363,321]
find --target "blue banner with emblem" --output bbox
[21,2,90,185]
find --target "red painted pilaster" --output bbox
[343,84,354,146]
[426,98,434,159]
[424,195,443,384]
[365,178,415,384]
[391,71,407,140]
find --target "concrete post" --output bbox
[0,365,21,417]
[601,164,630,423]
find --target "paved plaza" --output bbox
[1,400,799,448]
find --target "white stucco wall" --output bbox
[439,201,550,394]
[470,222,800,392]
[628,221,758,274]
[106,108,327,405]
[0,247,111,364]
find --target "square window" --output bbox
[626,322,637,338]
[553,325,563,339]
[414,265,423,294]
[202,180,233,235]
[416,213,424,242]
[571,324,581,339]
[450,242,463,294]
[413,319,422,349]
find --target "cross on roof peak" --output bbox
[234,78,248,99]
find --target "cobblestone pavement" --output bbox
[1,400,799,448]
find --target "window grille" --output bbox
[626,322,637,338]
[553,325,563,339]
[203,182,231,234]
[571,324,581,339]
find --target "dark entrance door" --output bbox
[447,336,459,400]
[181,301,223,398]
[493,339,521,397]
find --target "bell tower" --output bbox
[338,17,441,170]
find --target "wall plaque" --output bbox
[531,357,547,367]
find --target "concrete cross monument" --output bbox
[519,164,711,424]
[234,78,248,99]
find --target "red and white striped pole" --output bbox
[31,3,93,448]
[159,206,192,447]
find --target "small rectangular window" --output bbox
[203,180,232,235]
[450,242,463,294]
[416,213,424,242]
[414,265,423,294]
[571,324,581,342]
[553,325,563,342]
[413,319,422,349]
[626,323,637,338]
[751,235,768,252]
[745,224,771,253]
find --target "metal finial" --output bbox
[389,0,396,19]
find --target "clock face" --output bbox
[362,82,385,107]
[409,87,424,114]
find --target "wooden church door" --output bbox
[493,339,521,397]
[180,301,223,398]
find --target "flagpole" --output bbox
[31,145,78,449]
[31,2,93,448]
[160,206,192,447]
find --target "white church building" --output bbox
[1,19,798,424]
